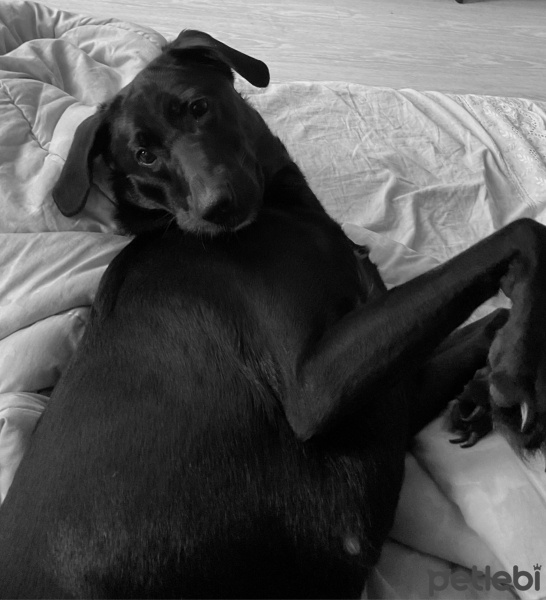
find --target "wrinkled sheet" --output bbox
[0,2,545,598]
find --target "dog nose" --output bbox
[202,196,240,227]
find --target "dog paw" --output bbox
[487,290,546,453]
[449,367,493,448]
[488,364,546,453]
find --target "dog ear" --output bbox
[168,30,270,88]
[52,110,109,217]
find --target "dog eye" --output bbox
[136,149,157,166]
[189,99,209,119]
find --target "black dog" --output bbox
[0,30,545,599]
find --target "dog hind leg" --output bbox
[408,308,509,436]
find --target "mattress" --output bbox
[1,1,545,598]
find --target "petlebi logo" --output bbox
[428,564,541,595]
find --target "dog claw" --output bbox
[461,404,487,423]
[449,435,466,445]
[450,432,479,448]
[520,401,533,433]
[460,432,480,448]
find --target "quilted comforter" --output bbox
[1,2,546,598]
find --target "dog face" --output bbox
[53,31,274,235]
[105,51,267,234]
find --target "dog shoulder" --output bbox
[91,235,149,321]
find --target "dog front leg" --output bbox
[286,218,546,452]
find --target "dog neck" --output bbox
[247,109,294,188]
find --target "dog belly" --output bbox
[0,361,406,599]
[0,218,405,598]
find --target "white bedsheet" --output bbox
[1,2,545,598]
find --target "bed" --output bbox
[0,1,545,598]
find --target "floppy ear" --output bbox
[52,110,109,217]
[168,30,270,88]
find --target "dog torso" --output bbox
[0,167,407,599]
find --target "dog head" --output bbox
[53,30,288,235]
